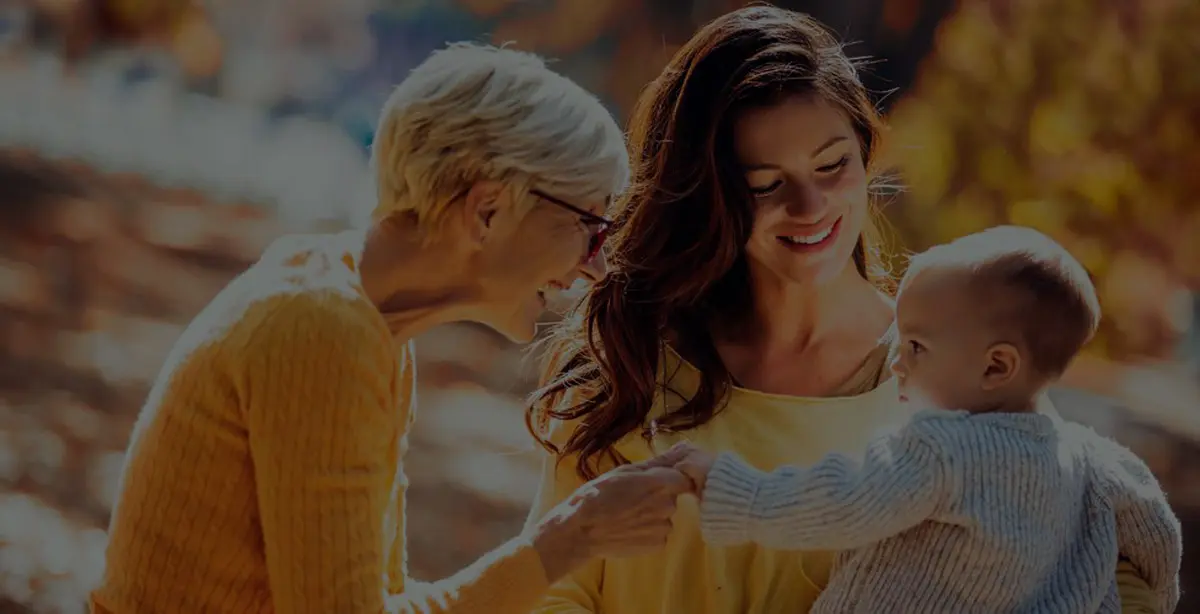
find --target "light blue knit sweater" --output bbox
[700,410,1182,614]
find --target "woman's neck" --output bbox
[711,265,894,396]
[356,218,483,339]
[733,264,891,353]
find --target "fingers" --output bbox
[601,524,676,558]
[637,442,696,469]
[582,469,691,559]
[631,520,675,545]
[641,466,696,496]
[673,461,705,490]
[636,444,688,469]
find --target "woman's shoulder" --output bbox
[250,231,374,307]
[240,289,386,346]
[211,233,391,358]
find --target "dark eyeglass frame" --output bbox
[530,189,612,262]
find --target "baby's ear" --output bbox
[981,342,1021,390]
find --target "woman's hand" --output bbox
[530,455,694,583]
[652,442,717,494]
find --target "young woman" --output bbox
[91,43,693,614]
[526,7,1160,613]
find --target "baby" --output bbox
[666,226,1182,613]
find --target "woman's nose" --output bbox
[783,181,830,222]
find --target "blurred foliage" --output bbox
[886,0,1200,360]
[456,0,719,113]
[30,0,221,77]
[459,0,955,115]
[93,0,192,40]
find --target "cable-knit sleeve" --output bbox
[699,417,950,550]
[240,291,549,614]
[240,291,398,613]
[1095,439,1182,614]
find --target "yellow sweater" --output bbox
[91,231,548,614]
[527,348,1162,613]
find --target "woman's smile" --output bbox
[777,215,842,254]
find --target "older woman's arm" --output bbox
[244,292,552,614]
[523,419,607,614]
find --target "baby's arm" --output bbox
[699,418,951,550]
[1096,438,1182,613]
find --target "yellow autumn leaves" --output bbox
[885,0,1200,360]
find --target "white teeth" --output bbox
[782,226,833,245]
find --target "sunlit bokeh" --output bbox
[0,0,1196,612]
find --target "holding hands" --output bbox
[652,442,718,494]
[531,449,696,580]
[529,441,720,582]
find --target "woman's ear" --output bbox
[461,181,504,246]
[981,342,1021,391]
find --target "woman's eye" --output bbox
[816,155,850,174]
[750,180,782,197]
[909,340,924,354]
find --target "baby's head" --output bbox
[891,226,1100,413]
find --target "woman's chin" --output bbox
[771,258,857,288]
[510,297,549,344]
[474,295,544,344]
[751,237,861,288]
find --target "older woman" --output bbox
[91,43,692,614]
[526,6,1160,613]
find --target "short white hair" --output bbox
[370,43,629,229]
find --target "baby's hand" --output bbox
[652,442,717,495]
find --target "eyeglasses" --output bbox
[531,189,612,262]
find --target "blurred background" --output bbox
[0,0,1196,612]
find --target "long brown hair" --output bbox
[527,5,891,480]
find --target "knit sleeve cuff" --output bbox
[699,452,765,546]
